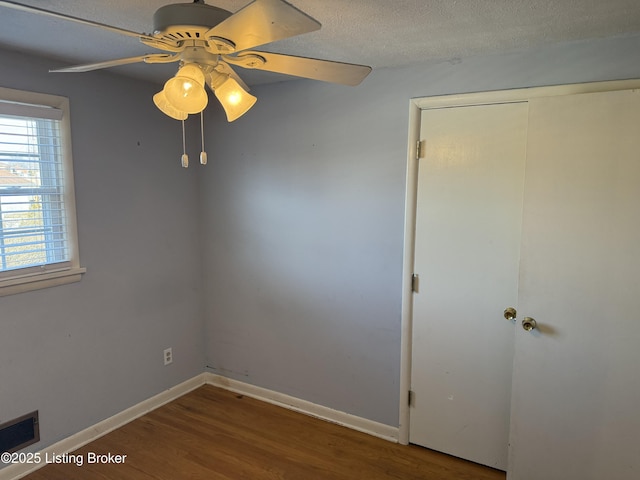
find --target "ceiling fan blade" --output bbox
[50,54,179,73]
[0,0,160,43]
[205,0,321,52]
[228,51,372,86]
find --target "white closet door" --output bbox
[410,102,528,470]
[509,89,640,480]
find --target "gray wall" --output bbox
[2,30,640,460]
[199,33,640,427]
[0,49,205,456]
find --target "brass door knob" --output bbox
[522,317,537,331]
[504,307,517,321]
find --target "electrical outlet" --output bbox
[163,347,173,366]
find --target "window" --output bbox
[0,86,84,296]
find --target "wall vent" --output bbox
[0,411,39,453]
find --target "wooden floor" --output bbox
[23,385,505,480]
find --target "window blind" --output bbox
[0,111,70,277]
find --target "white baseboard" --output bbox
[0,374,207,480]
[1,373,399,480]
[205,373,399,443]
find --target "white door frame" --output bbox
[398,78,640,446]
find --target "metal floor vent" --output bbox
[0,411,39,453]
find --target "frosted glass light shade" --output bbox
[164,64,208,114]
[214,77,257,122]
[153,90,188,120]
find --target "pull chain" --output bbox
[181,119,188,168]
[200,112,208,165]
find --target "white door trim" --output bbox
[399,78,640,445]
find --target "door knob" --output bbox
[504,307,517,321]
[522,317,537,331]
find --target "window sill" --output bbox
[0,267,87,297]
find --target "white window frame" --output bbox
[0,86,85,296]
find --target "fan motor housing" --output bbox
[153,2,232,38]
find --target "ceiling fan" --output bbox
[0,0,372,124]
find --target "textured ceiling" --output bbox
[1,0,640,86]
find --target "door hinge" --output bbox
[411,273,420,293]
[416,140,425,159]
[408,390,415,407]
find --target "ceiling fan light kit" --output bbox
[0,0,372,166]
[162,63,209,114]
[210,73,258,122]
[153,90,188,120]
